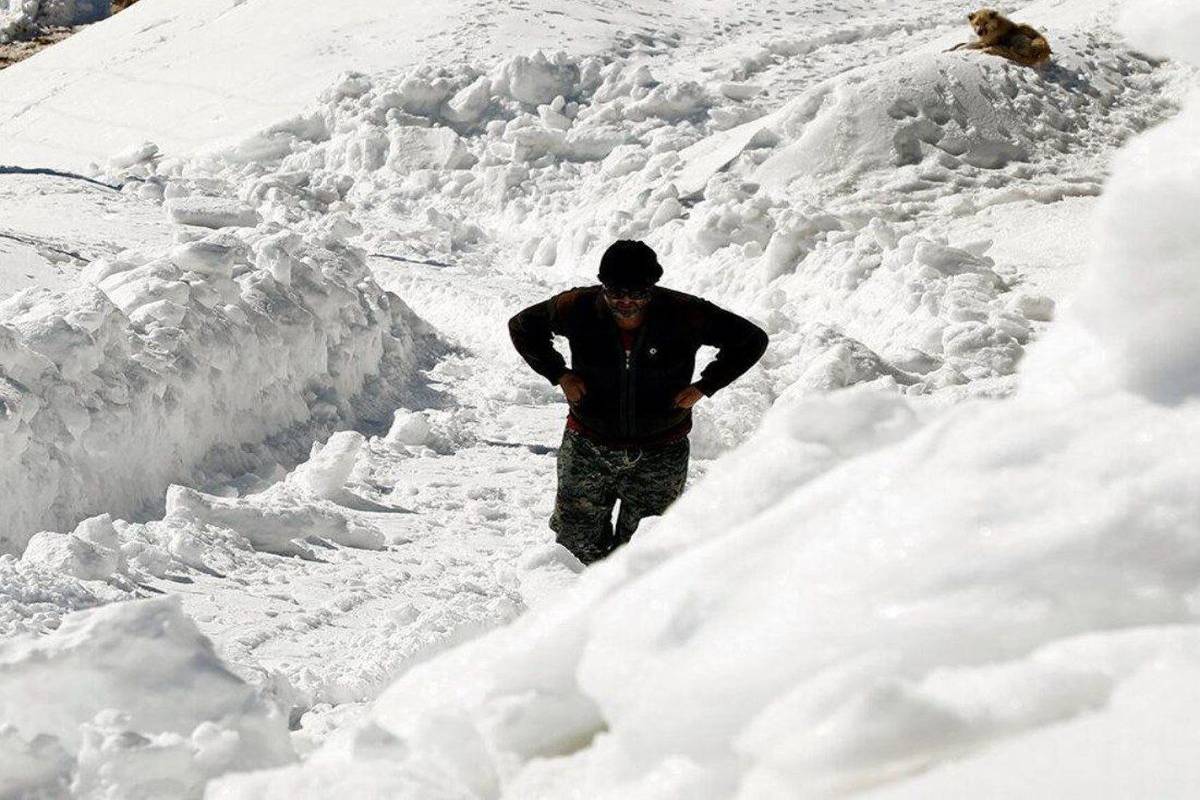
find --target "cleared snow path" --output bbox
[170,433,564,752]
[174,258,712,749]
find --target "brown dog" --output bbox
[948,9,1051,67]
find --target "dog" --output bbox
[947,9,1051,67]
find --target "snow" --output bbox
[0,596,293,798]
[0,172,175,302]
[0,0,1199,795]
[80,2,1178,454]
[0,217,432,553]
[0,0,717,171]
[0,0,108,45]
[203,1,1200,797]
[1074,9,1200,402]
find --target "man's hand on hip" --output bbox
[558,372,587,404]
[673,385,704,409]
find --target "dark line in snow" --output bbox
[0,230,89,264]
[369,253,453,268]
[479,438,558,455]
[0,165,122,190]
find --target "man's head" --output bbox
[598,240,661,319]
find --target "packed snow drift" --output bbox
[0,0,1198,796]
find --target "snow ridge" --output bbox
[0,222,433,553]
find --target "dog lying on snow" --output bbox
[947,8,1052,67]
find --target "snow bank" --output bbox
[1073,2,1200,403]
[0,596,293,798]
[0,219,433,554]
[0,0,108,43]
[209,1,1200,796]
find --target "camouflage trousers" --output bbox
[550,429,690,565]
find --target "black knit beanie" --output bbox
[597,240,663,289]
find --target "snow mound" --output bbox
[763,222,1033,391]
[0,220,434,554]
[0,596,293,798]
[0,0,108,44]
[753,29,1162,199]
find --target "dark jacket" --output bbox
[508,285,768,442]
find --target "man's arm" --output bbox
[508,293,572,386]
[692,300,769,397]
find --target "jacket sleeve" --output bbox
[692,300,769,397]
[508,293,571,386]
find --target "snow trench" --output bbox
[0,221,435,554]
[204,2,1200,797]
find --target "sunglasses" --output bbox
[603,286,653,301]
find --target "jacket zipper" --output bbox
[625,327,646,439]
[610,299,649,440]
[620,349,630,438]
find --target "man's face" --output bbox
[603,285,652,319]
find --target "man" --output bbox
[508,239,768,565]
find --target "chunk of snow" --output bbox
[0,597,293,796]
[387,127,477,173]
[285,431,366,499]
[21,531,118,582]
[384,409,432,448]
[165,485,385,555]
[165,197,261,229]
[108,141,159,171]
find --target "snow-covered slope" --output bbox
[0,0,730,171]
[0,0,1197,796]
